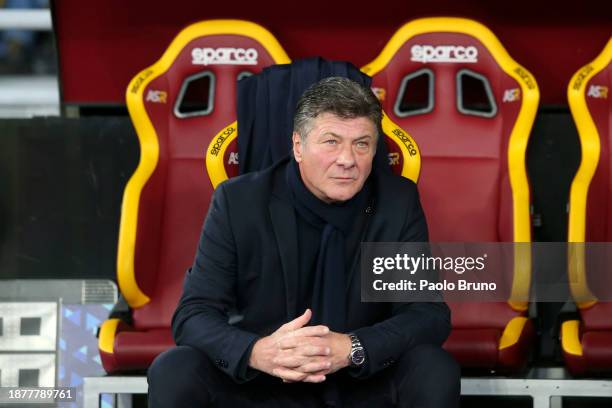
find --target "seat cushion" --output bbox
[443,329,500,368]
[101,328,175,373]
[583,331,612,372]
[114,329,175,370]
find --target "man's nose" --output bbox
[336,143,356,167]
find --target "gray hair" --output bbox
[293,77,382,142]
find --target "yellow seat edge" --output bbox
[98,318,121,354]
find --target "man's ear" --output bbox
[292,132,303,162]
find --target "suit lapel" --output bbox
[269,189,299,320]
[346,203,375,297]
[345,169,389,296]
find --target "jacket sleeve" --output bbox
[171,183,261,383]
[351,185,451,379]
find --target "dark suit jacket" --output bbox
[172,157,451,383]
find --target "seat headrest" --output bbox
[127,19,290,128]
[363,17,538,135]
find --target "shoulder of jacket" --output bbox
[375,170,419,199]
[216,163,278,198]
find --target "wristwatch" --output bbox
[348,333,366,367]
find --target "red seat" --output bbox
[98,20,290,373]
[362,17,540,372]
[562,37,612,375]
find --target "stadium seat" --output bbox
[562,37,612,376]
[98,20,290,373]
[362,17,540,372]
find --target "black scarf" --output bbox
[285,159,370,333]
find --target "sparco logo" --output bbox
[210,127,235,156]
[391,128,417,156]
[192,47,258,66]
[411,45,478,63]
[514,67,536,90]
[572,65,594,91]
[130,69,153,94]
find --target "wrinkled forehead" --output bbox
[304,112,379,139]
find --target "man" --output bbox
[148,77,460,407]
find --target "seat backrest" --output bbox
[121,20,290,329]
[363,18,539,321]
[567,37,612,325]
[363,17,537,243]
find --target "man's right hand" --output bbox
[248,309,332,383]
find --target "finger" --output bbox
[307,369,330,377]
[302,374,326,383]
[272,346,330,369]
[296,359,332,374]
[278,337,329,352]
[277,344,330,358]
[273,367,308,382]
[273,355,304,369]
[274,353,332,371]
[279,309,312,332]
[299,345,331,357]
[288,325,329,338]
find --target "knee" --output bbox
[412,344,460,387]
[149,346,206,384]
[396,344,460,406]
[417,344,461,385]
[148,346,213,406]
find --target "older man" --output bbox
[148,77,460,407]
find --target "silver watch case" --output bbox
[348,333,365,366]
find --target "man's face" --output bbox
[292,112,377,203]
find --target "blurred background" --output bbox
[0,1,610,407]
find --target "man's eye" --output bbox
[356,141,369,148]
[324,139,338,145]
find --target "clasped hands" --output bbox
[248,308,352,383]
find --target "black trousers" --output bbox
[148,343,460,407]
